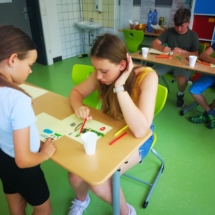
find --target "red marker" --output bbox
[79,118,87,134]
[110,132,127,145]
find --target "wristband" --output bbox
[113,85,125,93]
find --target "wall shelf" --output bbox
[192,0,215,47]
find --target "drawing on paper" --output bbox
[36,113,112,144]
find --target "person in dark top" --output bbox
[152,8,199,108]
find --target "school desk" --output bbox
[130,52,215,75]
[118,28,161,37]
[31,86,152,215]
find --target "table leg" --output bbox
[112,169,120,215]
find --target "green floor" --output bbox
[1,56,215,215]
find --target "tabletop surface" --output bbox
[131,52,215,75]
[118,28,161,37]
[33,90,152,186]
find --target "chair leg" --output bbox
[123,148,165,209]
[180,101,198,116]
[161,76,170,92]
[142,148,165,208]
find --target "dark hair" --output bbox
[0,25,36,95]
[90,33,139,119]
[174,8,191,26]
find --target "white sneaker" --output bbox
[68,195,90,215]
[127,203,137,215]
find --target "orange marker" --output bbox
[198,62,210,66]
[110,132,127,145]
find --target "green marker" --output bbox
[176,56,182,60]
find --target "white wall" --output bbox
[39,0,62,65]
[37,1,172,65]
[131,6,171,28]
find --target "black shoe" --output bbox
[176,94,185,108]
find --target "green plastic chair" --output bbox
[123,29,144,53]
[123,84,168,208]
[161,43,206,92]
[71,64,100,109]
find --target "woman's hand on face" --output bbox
[114,53,133,87]
[75,106,92,120]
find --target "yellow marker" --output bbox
[114,125,128,136]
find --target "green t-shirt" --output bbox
[158,27,199,52]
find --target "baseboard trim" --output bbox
[53,56,62,63]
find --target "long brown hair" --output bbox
[0,25,36,95]
[90,33,140,119]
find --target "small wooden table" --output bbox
[32,89,152,215]
[130,52,215,75]
[118,28,161,37]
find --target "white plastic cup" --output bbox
[81,132,98,155]
[189,56,197,67]
[142,47,149,58]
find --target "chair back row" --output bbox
[123,29,144,53]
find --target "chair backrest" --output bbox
[71,64,95,85]
[154,85,168,116]
[71,64,100,109]
[123,29,144,53]
[210,51,215,58]
[198,43,206,55]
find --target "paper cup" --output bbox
[81,132,98,155]
[142,47,149,58]
[189,56,197,67]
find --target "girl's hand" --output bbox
[114,53,133,87]
[40,138,56,159]
[75,106,92,120]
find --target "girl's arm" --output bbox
[14,127,56,168]
[116,71,158,138]
[69,71,98,119]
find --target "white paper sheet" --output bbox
[19,84,48,99]
[36,113,113,144]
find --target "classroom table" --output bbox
[118,28,161,37]
[131,52,215,75]
[31,86,152,215]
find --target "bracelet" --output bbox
[40,151,49,160]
